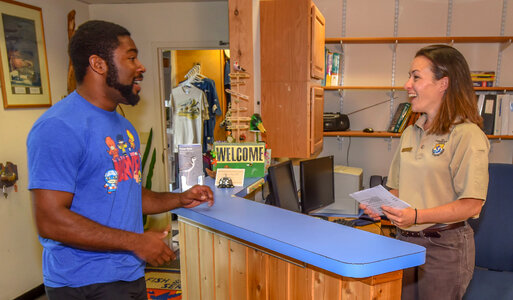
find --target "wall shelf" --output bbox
[324,131,513,140]
[325,36,513,44]
[323,86,513,91]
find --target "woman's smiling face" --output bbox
[404,55,447,118]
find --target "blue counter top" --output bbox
[172,177,425,278]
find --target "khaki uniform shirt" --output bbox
[387,114,490,231]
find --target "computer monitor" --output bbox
[267,160,301,213]
[299,155,335,214]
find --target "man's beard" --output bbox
[106,60,140,106]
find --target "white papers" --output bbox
[349,185,410,215]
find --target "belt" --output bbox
[398,221,466,238]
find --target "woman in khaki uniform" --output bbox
[362,45,489,300]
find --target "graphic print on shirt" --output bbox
[178,98,201,119]
[104,129,141,193]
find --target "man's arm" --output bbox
[32,189,175,266]
[141,185,214,215]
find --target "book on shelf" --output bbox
[406,112,421,128]
[321,48,327,86]
[388,102,411,133]
[331,52,341,86]
[471,71,495,87]
[481,94,497,135]
[325,50,333,87]
[396,105,412,133]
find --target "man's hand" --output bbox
[132,227,176,266]
[180,185,214,208]
[381,206,416,227]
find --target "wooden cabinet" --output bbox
[310,87,324,154]
[260,0,325,158]
[310,5,325,80]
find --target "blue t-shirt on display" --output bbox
[26,91,145,288]
[193,78,222,151]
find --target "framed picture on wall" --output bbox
[0,0,51,108]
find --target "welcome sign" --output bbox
[213,142,266,178]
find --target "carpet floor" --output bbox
[145,266,182,300]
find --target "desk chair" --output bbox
[464,163,513,299]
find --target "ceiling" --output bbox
[77,0,224,4]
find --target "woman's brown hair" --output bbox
[416,45,483,135]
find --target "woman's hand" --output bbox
[382,206,416,227]
[359,203,381,221]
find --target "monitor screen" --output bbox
[267,160,301,213]
[299,155,335,214]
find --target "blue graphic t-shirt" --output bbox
[27,91,145,287]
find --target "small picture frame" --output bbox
[0,0,51,108]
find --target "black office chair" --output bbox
[464,163,513,299]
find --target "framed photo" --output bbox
[0,0,50,108]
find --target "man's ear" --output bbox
[89,55,107,75]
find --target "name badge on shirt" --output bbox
[401,147,412,152]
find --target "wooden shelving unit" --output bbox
[324,131,513,140]
[323,35,513,140]
[325,36,513,44]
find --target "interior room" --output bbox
[1,0,512,299]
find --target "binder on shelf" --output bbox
[500,94,510,135]
[481,94,496,135]
[494,94,509,136]
[506,94,513,135]
[476,94,485,115]
[388,102,411,133]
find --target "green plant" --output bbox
[141,128,156,227]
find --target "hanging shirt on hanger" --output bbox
[171,84,209,152]
[192,78,222,151]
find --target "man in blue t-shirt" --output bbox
[26,20,214,299]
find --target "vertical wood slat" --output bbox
[247,248,267,300]
[214,234,230,300]
[312,269,342,300]
[179,221,402,299]
[289,262,309,300]
[184,223,201,300]
[199,229,215,300]
[268,256,289,299]
[230,239,247,299]
[179,221,188,300]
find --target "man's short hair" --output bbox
[69,20,130,84]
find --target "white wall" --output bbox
[89,2,229,192]
[1,0,511,297]
[315,0,513,187]
[0,1,89,298]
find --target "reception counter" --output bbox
[172,178,425,299]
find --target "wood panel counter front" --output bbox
[172,178,425,299]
